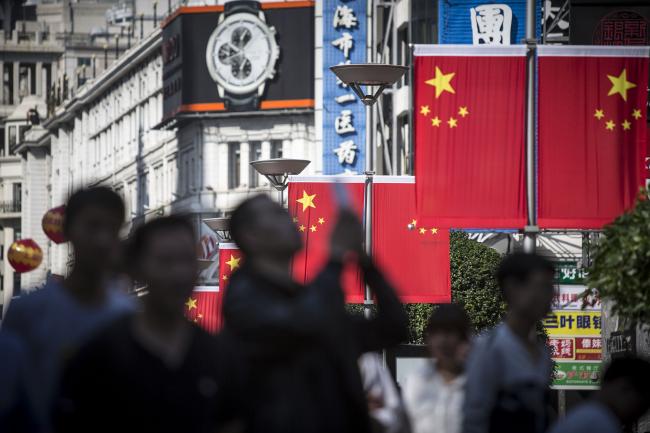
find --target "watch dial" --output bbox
[206,13,279,95]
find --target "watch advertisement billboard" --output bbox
[322,0,367,174]
[569,0,650,45]
[162,2,315,120]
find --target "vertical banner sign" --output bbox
[323,0,367,174]
[185,287,220,334]
[543,277,603,390]
[413,45,527,229]
[537,46,649,229]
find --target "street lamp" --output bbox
[250,158,311,205]
[202,217,231,241]
[330,63,407,318]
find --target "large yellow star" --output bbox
[425,67,455,98]
[226,254,241,271]
[632,109,642,120]
[447,117,458,128]
[594,109,604,120]
[420,105,430,116]
[431,117,441,127]
[185,297,197,311]
[607,69,636,101]
[296,191,316,212]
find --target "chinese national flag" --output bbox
[414,45,527,229]
[538,46,649,229]
[288,177,365,303]
[185,288,220,333]
[185,243,242,333]
[372,177,451,303]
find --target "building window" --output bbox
[140,172,149,209]
[7,126,16,151]
[0,127,4,157]
[12,183,21,209]
[13,272,21,297]
[271,140,283,159]
[249,142,262,188]
[228,143,241,189]
[77,58,91,87]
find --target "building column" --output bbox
[13,61,19,104]
[0,60,4,104]
[2,227,15,318]
[36,61,43,96]
[240,142,250,188]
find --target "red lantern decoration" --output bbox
[8,239,43,273]
[42,205,66,244]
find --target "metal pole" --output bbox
[364,169,373,318]
[524,0,537,253]
[364,0,375,318]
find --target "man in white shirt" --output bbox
[403,304,472,433]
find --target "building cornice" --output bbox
[44,28,162,130]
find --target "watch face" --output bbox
[206,12,280,95]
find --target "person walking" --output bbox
[1,187,134,431]
[462,253,555,433]
[223,195,408,433]
[53,216,246,433]
[403,304,472,433]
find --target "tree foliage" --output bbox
[587,192,650,325]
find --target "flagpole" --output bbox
[524,0,538,254]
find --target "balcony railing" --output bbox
[0,200,22,214]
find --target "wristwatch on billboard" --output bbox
[205,1,280,111]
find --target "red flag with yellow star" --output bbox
[414,45,527,229]
[288,176,366,303]
[538,46,649,229]
[372,177,451,303]
[185,288,220,333]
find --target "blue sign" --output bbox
[439,0,541,44]
[323,0,367,174]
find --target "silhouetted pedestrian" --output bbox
[462,253,555,433]
[2,187,134,431]
[223,195,408,433]
[53,215,245,433]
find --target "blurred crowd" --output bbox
[1,187,649,433]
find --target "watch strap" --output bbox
[224,92,259,112]
[224,1,260,16]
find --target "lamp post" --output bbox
[330,63,407,317]
[250,158,311,205]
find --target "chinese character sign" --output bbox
[470,4,513,45]
[323,0,367,174]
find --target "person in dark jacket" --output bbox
[223,194,409,433]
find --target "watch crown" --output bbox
[270,26,277,35]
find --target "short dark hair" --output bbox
[64,186,125,235]
[425,304,472,340]
[496,252,555,288]
[126,215,196,267]
[603,357,650,401]
[230,194,276,254]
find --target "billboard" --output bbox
[438,0,542,44]
[322,0,367,174]
[162,2,315,120]
[569,0,650,45]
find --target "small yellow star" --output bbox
[430,228,438,235]
[318,217,325,225]
[425,67,456,98]
[431,116,441,127]
[226,254,241,271]
[622,119,631,131]
[310,225,317,233]
[447,117,458,128]
[632,109,642,120]
[458,106,469,117]
[299,225,306,232]
[607,69,636,101]
[296,190,316,212]
[222,274,228,281]
[410,219,417,227]
[197,313,203,319]
[605,120,615,131]
[419,228,426,235]
[594,109,604,120]
[185,298,197,311]
[292,216,299,223]
[420,105,431,116]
